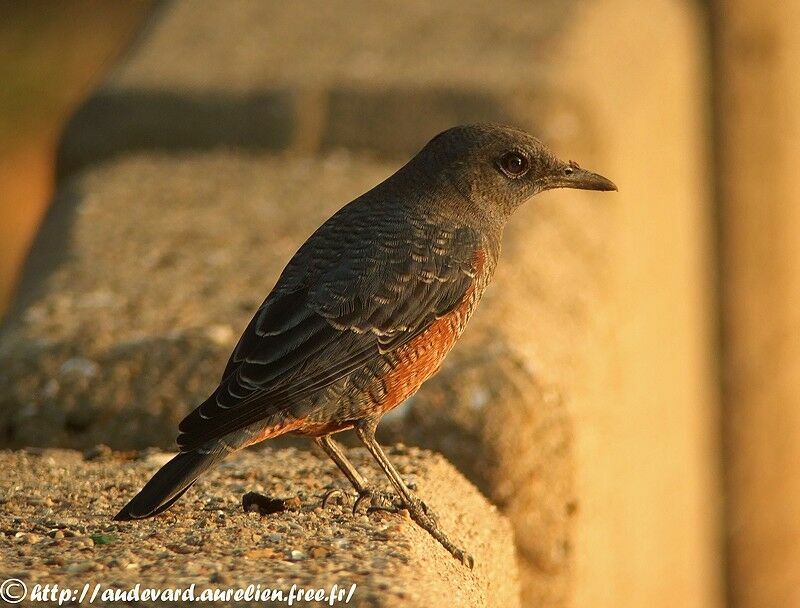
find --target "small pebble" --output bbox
[288,550,306,561]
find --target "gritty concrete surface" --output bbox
[0,446,519,607]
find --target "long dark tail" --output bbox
[114,446,228,521]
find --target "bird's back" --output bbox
[176,176,499,452]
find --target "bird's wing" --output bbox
[177,219,483,451]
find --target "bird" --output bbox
[114,123,616,566]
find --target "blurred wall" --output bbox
[0,0,152,317]
[554,2,721,606]
[714,1,800,606]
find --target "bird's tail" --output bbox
[113,445,228,521]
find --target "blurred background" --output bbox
[1,1,798,607]
[0,0,153,313]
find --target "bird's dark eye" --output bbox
[498,151,530,178]
[564,166,574,175]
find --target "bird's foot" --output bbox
[450,546,475,569]
[398,495,439,527]
[322,488,471,568]
[401,495,473,569]
[321,488,352,508]
[353,489,403,515]
[321,488,402,513]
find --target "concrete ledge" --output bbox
[57,85,552,179]
[54,0,580,179]
[0,446,519,607]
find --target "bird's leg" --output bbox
[314,435,398,511]
[354,419,474,568]
[352,420,436,522]
[315,434,367,500]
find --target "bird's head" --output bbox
[418,123,617,221]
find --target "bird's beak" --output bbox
[567,167,617,191]
[543,162,618,192]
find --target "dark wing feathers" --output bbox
[177,210,481,451]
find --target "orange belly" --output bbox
[375,249,486,413]
[377,305,467,412]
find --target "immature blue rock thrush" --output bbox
[114,123,616,566]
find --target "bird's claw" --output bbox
[321,488,352,508]
[353,490,402,515]
[348,490,439,526]
[454,549,475,569]
[321,488,402,513]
